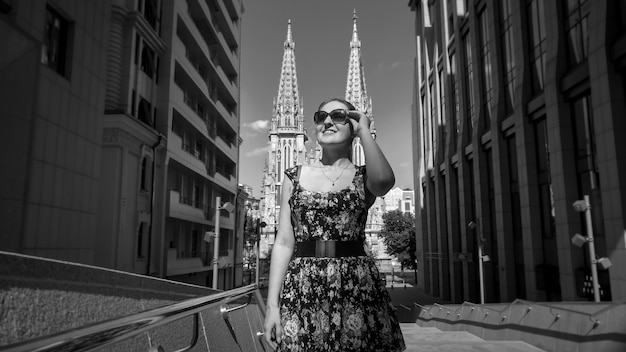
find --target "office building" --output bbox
[410,0,626,302]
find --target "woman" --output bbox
[264,98,406,351]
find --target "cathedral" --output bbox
[259,11,388,261]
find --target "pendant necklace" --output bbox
[319,160,351,186]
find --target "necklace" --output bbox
[318,160,352,186]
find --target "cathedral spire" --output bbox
[272,20,303,133]
[351,9,359,45]
[285,19,294,49]
[345,10,375,166]
[345,9,370,113]
[262,20,309,244]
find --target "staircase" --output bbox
[400,323,546,352]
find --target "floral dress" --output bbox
[277,165,405,352]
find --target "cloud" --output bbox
[376,61,406,72]
[245,144,271,157]
[241,120,270,139]
[243,120,270,131]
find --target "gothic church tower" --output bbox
[261,21,308,238]
[345,10,376,166]
[345,10,386,246]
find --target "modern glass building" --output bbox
[409,0,626,303]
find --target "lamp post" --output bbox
[212,196,234,290]
[256,220,266,285]
[571,194,612,302]
[467,220,489,304]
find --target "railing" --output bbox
[0,284,270,352]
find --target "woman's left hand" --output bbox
[348,110,371,137]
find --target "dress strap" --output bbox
[284,165,300,185]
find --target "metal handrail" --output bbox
[0,284,263,352]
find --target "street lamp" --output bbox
[212,196,235,290]
[256,220,266,285]
[467,220,489,304]
[571,195,612,302]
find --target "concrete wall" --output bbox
[415,301,626,352]
[0,251,266,351]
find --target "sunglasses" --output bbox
[313,109,350,125]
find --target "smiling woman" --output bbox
[262,98,405,351]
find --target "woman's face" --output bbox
[315,100,353,147]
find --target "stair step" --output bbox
[403,340,546,352]
[402,331,484,343]
[399,324,441,333]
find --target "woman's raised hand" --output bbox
[348,110,371,137]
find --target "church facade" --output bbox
[259,12,389,263]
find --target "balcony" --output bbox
[167,132,208,178]
[168,189,210,225]
[214,0,240,47]
[215,98,236,122]
[174,37,210,96]
[184,0,238,74]
[213,169,237,191]
[215,134,236,161]
[215,63,238,100]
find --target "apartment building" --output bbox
[0,0,244,290]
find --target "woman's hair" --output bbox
[317,98,356,111]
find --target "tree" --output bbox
[379,210,417,269]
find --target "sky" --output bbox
[239,1,416,198]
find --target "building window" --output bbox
[191,230,199,257]
[139,0,159,31]
[506,135,526,299]
[438,68,447,154]
[449,52,459,150]
[500,0,516,114]
[138,97,153,126]
[41,5,70,76]
[526,0,546,93]
[141,45,155,78]
[421,93,428,166]
[137,222,146,258]
[140,158,148,191]
[462,33,475,139]
[571,93,598,194]
[478,8,494,127]
[564,0,590,66]
[429,81,437,158]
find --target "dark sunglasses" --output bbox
[313,109,350,125]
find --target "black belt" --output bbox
[294,240,366,258]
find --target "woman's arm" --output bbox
[349,111,395,196]
[264,175,295,346]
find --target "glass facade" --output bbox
[478,8,494,126]
[527,0,546,93]
[499,0,516,114]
